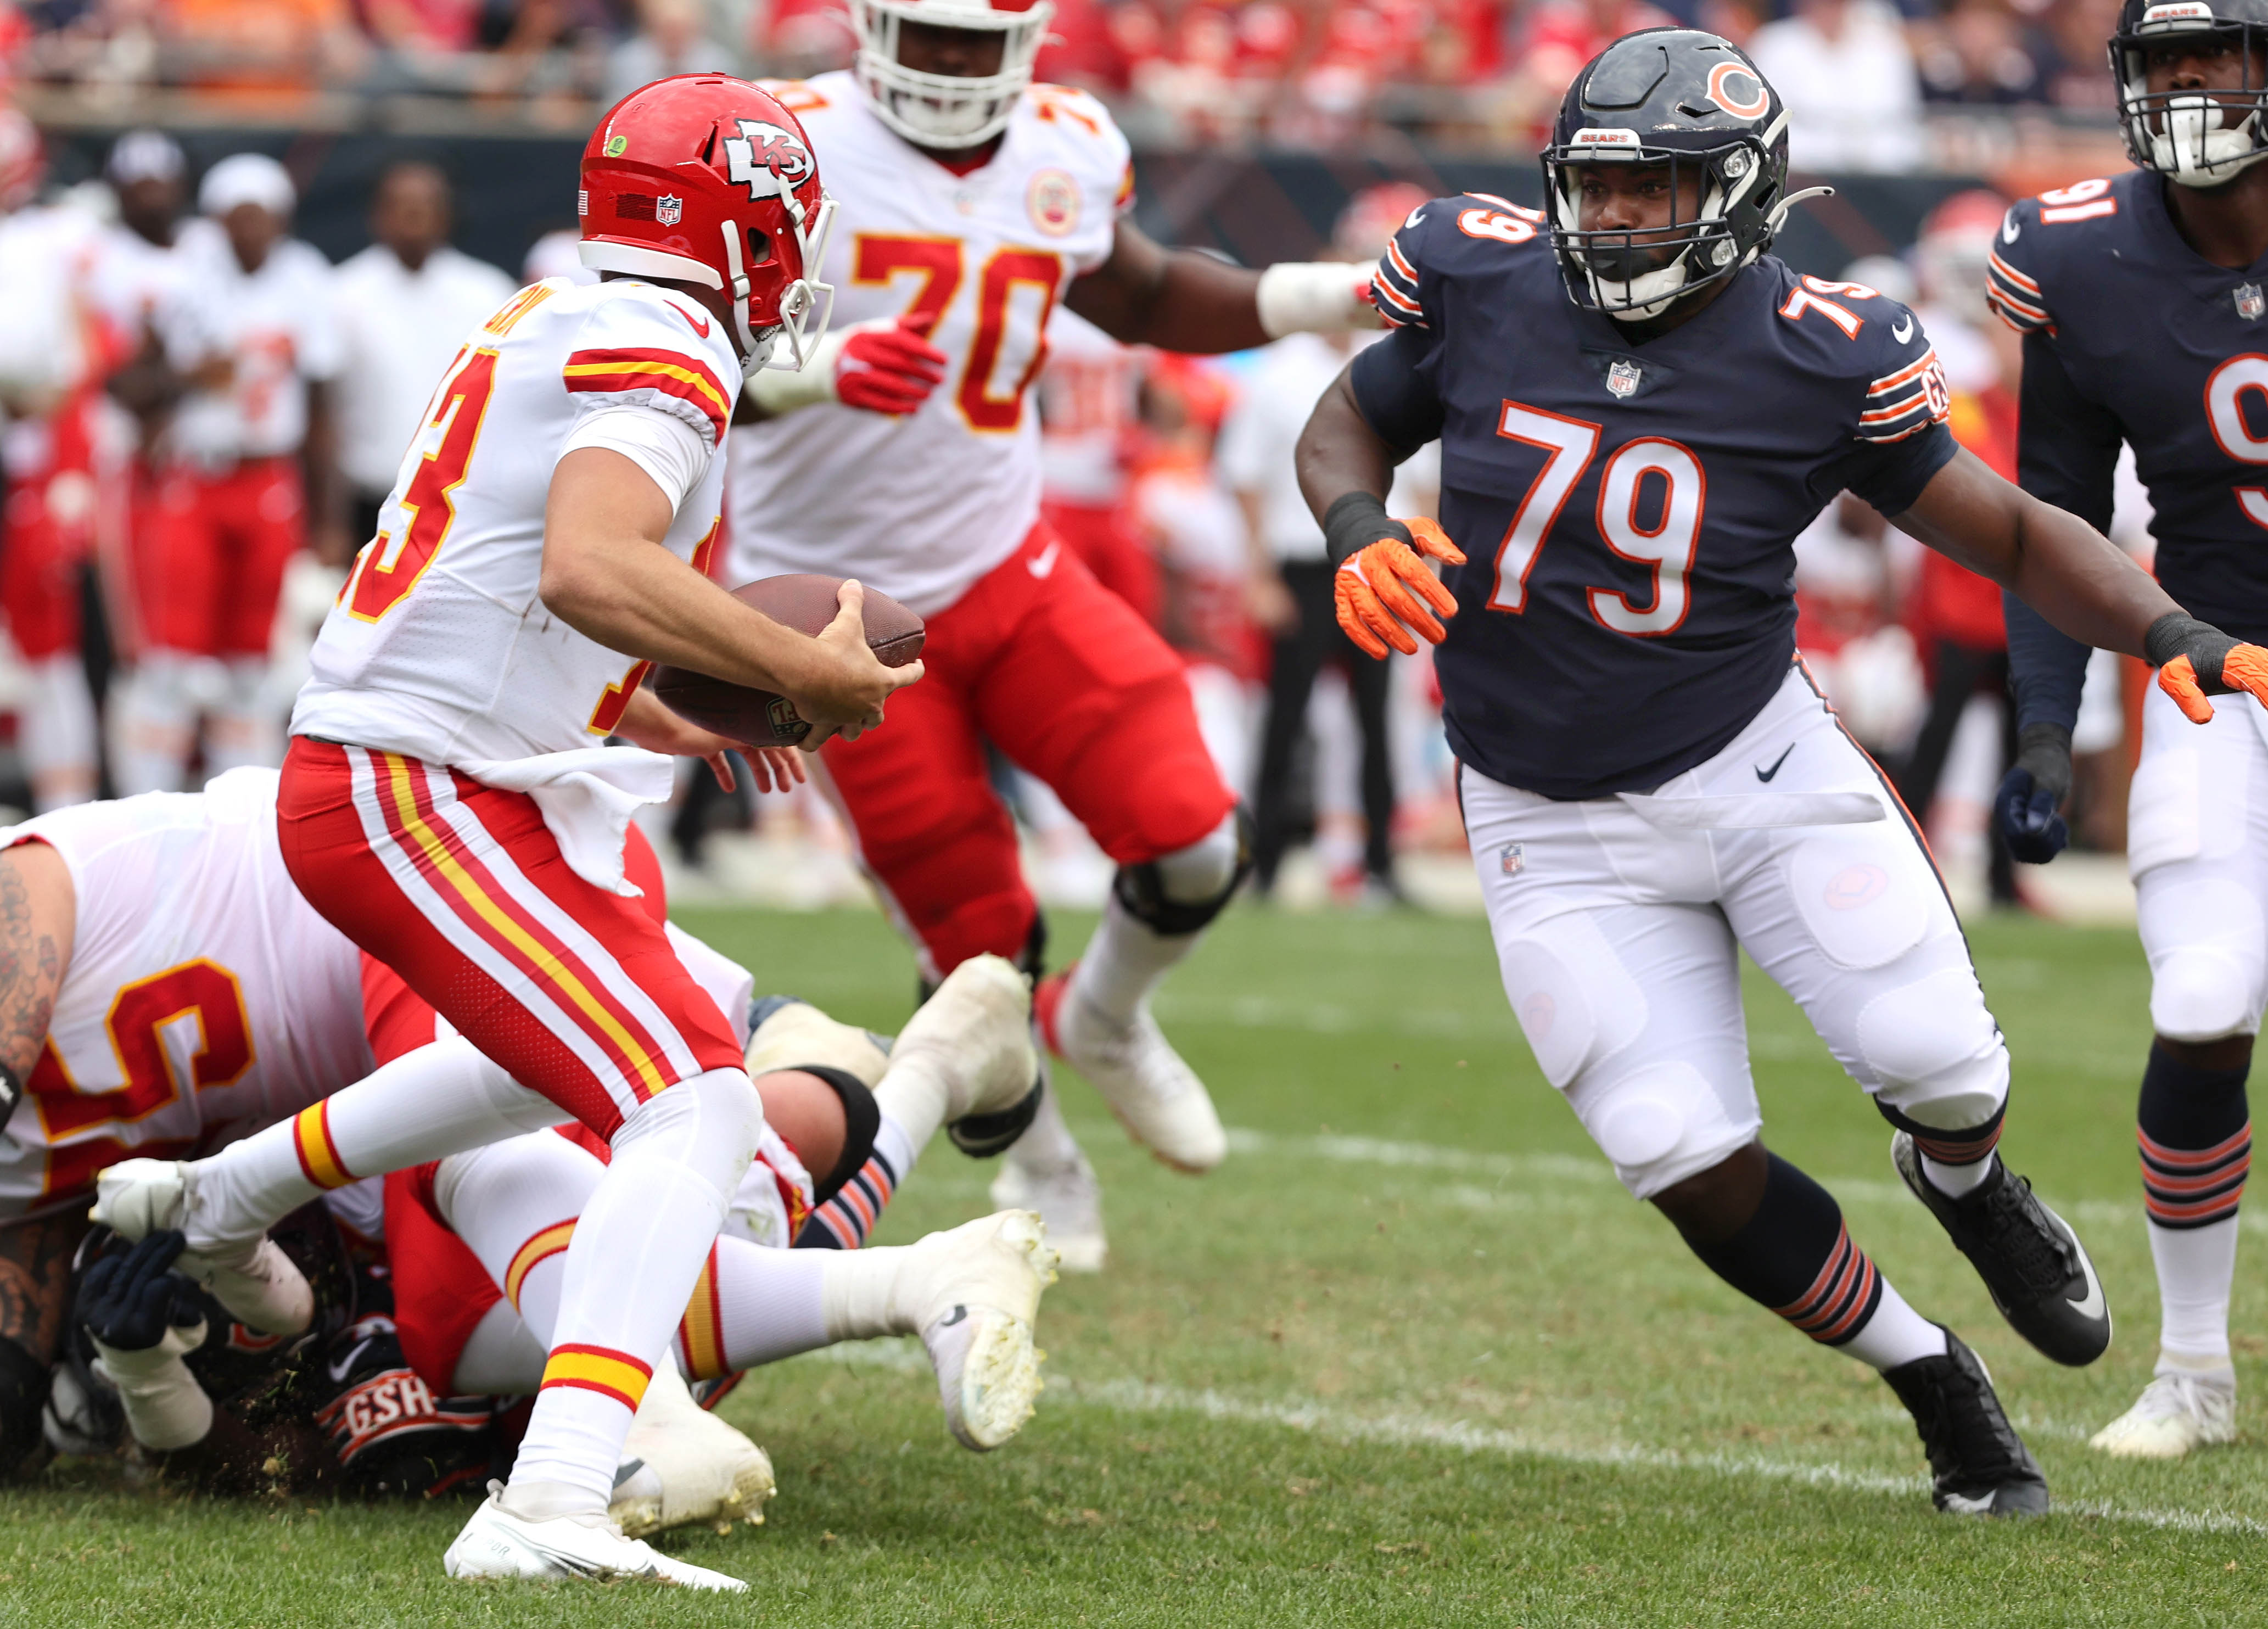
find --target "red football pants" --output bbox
[2,476,89,661]
[278,738,742,1137]
[1040,498,1159,627]
[821,520,1234,979]
[136,457,304,656]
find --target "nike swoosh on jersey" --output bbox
[1028,541,1062,578]
[1755,744,1795,782]
[1407,210,1426,227]
[2002,215,2020,244]
[669,303,712,338]
[1892,317,1914,344]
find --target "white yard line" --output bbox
[800,1343,2267,1534]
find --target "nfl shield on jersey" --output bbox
[1356,193,1957,798]
[724,72,1133,615]
[1989,170,2268,643]
[292,277,743,766]
[0,769,372,1219]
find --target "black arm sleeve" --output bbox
[1347,324,1446,454]
[2004,332,2125,734]
[2016,331,2121,535]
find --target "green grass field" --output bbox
[7,903,2267,1627]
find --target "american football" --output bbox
[652,575,926,745]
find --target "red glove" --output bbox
[834,317,948,416]
[1333,517,1466,659]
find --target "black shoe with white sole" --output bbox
[1883,1329,2049,1516]
[1890,1132,2110,1368]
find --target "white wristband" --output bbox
[1257,261,1376,339]
[743,320,871,416]
[92,1321,214,1452]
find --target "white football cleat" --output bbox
[896,1210,1058,1451]
[744,996,891,1087]
[443,1492,747,1589]
[91,1157,312,1336]
[990,1151,1106,1275]
[1039,971,1225,1173]
[2089,1367,2237,1459]
[895,954,1039,1122]
[610,1363,775,1538]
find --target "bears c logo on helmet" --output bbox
[724,119,815,199]
[1705,61,1770,120]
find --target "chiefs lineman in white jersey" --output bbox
[730,3,1379,1264]
[93,76,922,1591]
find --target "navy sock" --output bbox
[2138,1043,2251,1230]
[1688,1153,1884,1348]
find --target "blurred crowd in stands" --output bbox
[4,0,2132,159]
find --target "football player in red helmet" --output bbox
[95,75,916,1593]
[727,4,1387,1272]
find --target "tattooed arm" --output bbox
[0,841,71,1131]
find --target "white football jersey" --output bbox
[158,229,343,465]
[727,74,1130,615]
[0,769,372,1221]
[292,277,746,766]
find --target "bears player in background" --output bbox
[1989,0,2268,1461]
[98,77,916,1591]
[727,0,1380,1269]
[1294,29,2268,1515]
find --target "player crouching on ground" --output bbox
[1298,29,2268,1516]
[64,969,1054,1532]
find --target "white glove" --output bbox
[1257,261,1385,338]
[92,1319,215,1452]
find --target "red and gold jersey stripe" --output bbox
[562,347,732,444]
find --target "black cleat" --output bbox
[1891,1133,2110,1367]
[1883,1329,2050,1516]
[948,1076,1043,1158]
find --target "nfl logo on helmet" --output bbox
[656,194,682,226]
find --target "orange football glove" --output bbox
[1334,517,1467,660]
[2150,613,2268,724]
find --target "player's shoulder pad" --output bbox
[560,281,741,446]
[1021,82,1132,178]
[1371,192,1548,331]
[1985,173,2135,338]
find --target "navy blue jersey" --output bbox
[1988,170,2268,731]
[1357,195,1957,798]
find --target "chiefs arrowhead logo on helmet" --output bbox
[724,119,815,197]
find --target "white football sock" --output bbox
[509,1067,760,1512]
[188,1037,566,1249]
[2151,1214,2239,1362]
[1842,1275,1950,1372]
[712,1241,830,1365]
[999,1075,1086,1182]
[433,1129,608,1351]
[205,656,281,773]
[873,1047,956,1157]
[22,652,96,811]
[1920,1150,1997,1199]
[1067,895,1196,1029]
[107,653,197,796]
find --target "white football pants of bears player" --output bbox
[2128,682,2268,1043]
[1465,663,2008,1199]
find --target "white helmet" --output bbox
[852,0,1056,149]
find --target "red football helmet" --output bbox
[579,75,837,370]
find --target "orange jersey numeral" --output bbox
[346,348,502,623]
